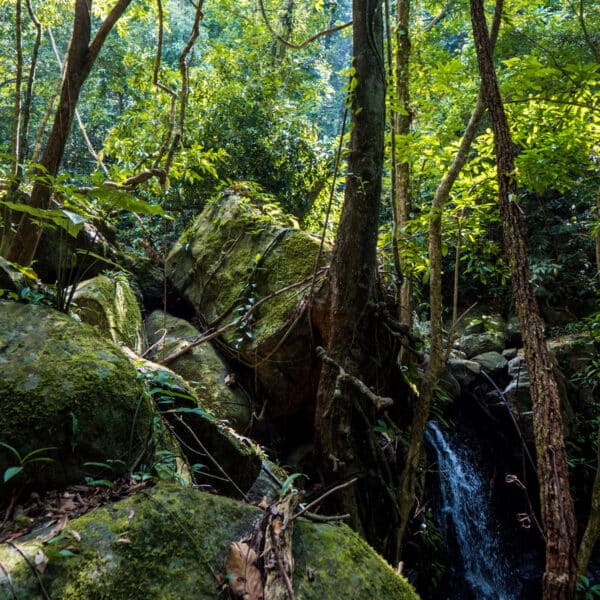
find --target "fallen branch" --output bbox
[291,477,357,521]
[262,493,299,600]
[316,347,393,409]
[160,274,322,366]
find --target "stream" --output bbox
[426,421,519,599]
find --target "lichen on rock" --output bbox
[73,272,144,353]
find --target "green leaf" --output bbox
[4,466,24,483]
[22,446,57,462]
[0,441,22,462]
[0,201,86,237]
[281,472,307,495]
[87,186,166,216]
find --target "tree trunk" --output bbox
[596,192,600,277]
[394,0,412,327]
[314,0,385,529]
[6,0,133,266]
[470,0,577,597]
[396,0,503,558]
[578,425,600,577]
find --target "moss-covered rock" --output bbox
[73,273,144,353]
[129,353,261,495]
[0,257,31,294]
[167,194,330,418]
[144,310,251,429]
[0,300,152,487]
[0,485,419,599]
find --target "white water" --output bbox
[426,422,517,600]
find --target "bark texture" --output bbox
[314,0,385,528]
[394,0,412,326]
[578,426,600,577]
[470,0,577,597]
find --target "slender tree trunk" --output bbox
[6,0,133,266]
[596,191,600,277]
[394,0,412,326]
[18,0,42,169]
[1,0,23,254]
[470,0,577,597]
[578,425,600,576]
[396,0,503,557]
[314,0,385,528]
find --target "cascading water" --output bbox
[426,421,517,599]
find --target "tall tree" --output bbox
[393,0,412,327]
[396,0,503,554]
[314,0,386,527]
[5,0,133,266]
[470,0,577,597]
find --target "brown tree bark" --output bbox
[6,0,133,266]
[578,425,600,577]
[395,0,503,559]
[314,0,385,528]
[394,0,412,327]
[470,0,577,597]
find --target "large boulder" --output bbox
[0,301,152,487]
[144,311,251,430]
[0,485,419,599]
[166,193,330,418]
[73,273,144,353]
[447,358,481,391]
[0,256,32,294]
[472,351,508,376]
[453,332,506,359]
[547,333,596,379]
[127,351,262,496]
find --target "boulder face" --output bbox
[144,310,251,430]
[454,332,506,359]
[167,194,329,418]
[0,301,152,487]
[0,256,31,293]
[0,485,419,599]
[73,273,144,353]
[129,350,262,495]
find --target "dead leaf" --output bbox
[66,529,81,543]
[34,549,49,573]
[59,497,77,512]
[37,514,68,543]
[258,497,269,511]
[226,541,264,600]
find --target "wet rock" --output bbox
[472,351,508,376]
[447,358,481,390]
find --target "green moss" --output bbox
[144,311,251,429]
[0,301,152,487]
[167,195,328,351]
[0,486,419,599]
[73,273,143,352]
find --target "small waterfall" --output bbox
[426,421,516,599]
